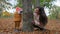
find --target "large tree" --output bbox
[22,0,33,31]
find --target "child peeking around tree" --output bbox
[14,7,23,32]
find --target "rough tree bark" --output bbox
[22,0,33,32]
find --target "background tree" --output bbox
[48,5,60,19]
[0,0,12,17]
[14,0,22,8]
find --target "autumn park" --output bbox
[0,0,60,34]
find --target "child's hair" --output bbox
[36,7,48,26]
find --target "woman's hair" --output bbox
[36,7,48,26]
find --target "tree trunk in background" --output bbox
[0,8,2,17]
[35,0,40,7]
[32,0,40,9]
[22,0,33,32]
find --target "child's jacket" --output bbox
[14,11,22,22]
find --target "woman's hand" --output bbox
[39,22,44,28]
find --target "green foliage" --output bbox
[40,0,54,8]
[31,0,55,8]
[15,0,55,8]
[14,0,22,8]
[0,0,12,17]
[49,5,60,19]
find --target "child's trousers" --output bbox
[15,21,21,30]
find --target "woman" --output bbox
[32,7,48,31]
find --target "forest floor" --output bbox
[0,18,60,34]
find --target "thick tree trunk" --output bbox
[22,0,33,32]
